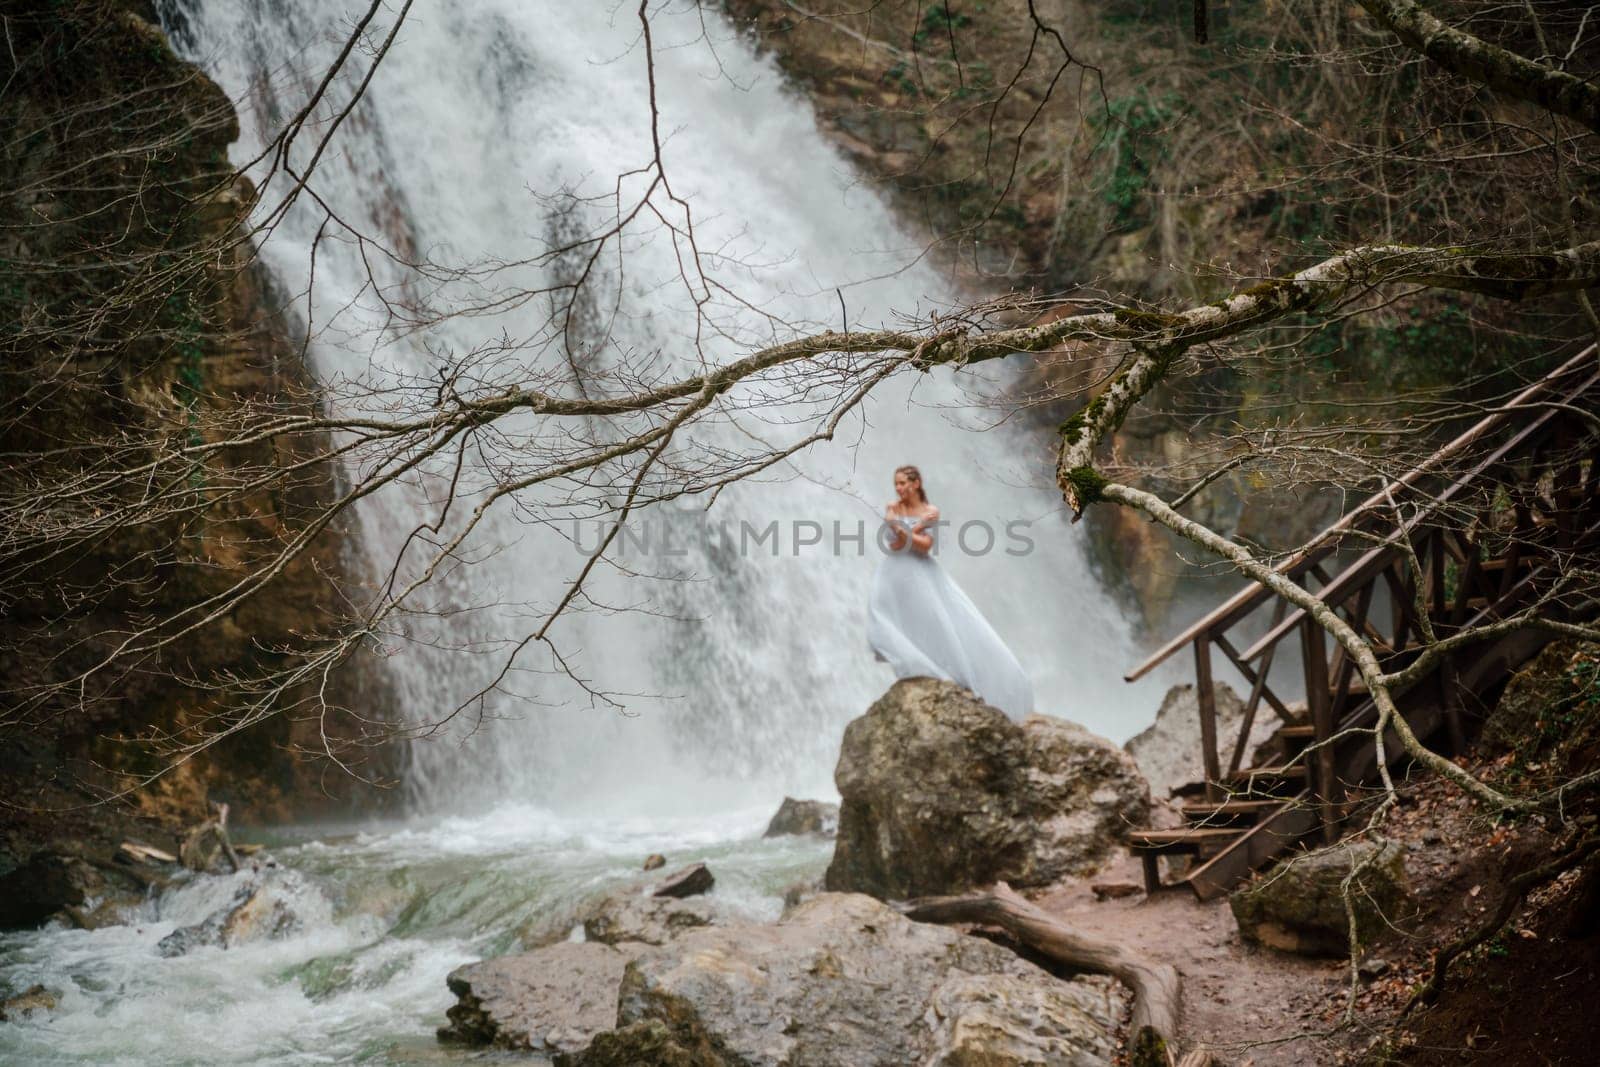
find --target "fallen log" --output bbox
[118,841,178,866]
[900,881,1185,1067]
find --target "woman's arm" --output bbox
[885,509,908,552]
[908,507,940,556]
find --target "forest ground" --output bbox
[1026,754,1597,1066]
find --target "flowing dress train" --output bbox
[867,512,1034,721]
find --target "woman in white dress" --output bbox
[867,464,1035,721]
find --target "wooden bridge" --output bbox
[1125,346,1600,899]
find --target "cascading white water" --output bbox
[156,0,1163,816]
[0,7,1189,1062]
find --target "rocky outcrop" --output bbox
[1230,839,1411,957]
[438,942,630,1053]
[1125,681,1285,799]
[825,678,1150,899]
[0,0,388,865]
[0,850,151,931]
[1481,640,1600,772]
[157,870,300,957]
[582,891,720,947]
[762,797,838,837]
[557,892,1126,1067]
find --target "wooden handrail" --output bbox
[1233,379,1599,662]
[1125,344,1598,682]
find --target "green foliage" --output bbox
[914,3,974,47]
[1289,299,1547,395]
[882,59,919,97]
[1089,92,1179,232]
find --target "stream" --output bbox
[0,803,831,1064]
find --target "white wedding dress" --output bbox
[867,512,1034,721]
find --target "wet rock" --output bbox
[642,853,666,871]
[221,882,298,944]
[558,892,1125,1066]
[157,876,299,957]
[1125,682,1281,799]
[762,797,838,837]
[1230,839,1411,957]
[562,1019,703,1067]
[0,853,96,929]
[0,851,144,930]
[652,862,714,899]
[780,875,823,914]
[0,984,58,1022]
[439,941,629,1053]
[583,891,719,947]
[158,913,224,957]
[826,678,1149,899]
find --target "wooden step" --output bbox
[1276,724,1315,739]
[1180,799,1284,824]
[1224,763,1308,783]
[1478,556,1536,573]
[1183,795,1321,899]
[1127,827,1241,854]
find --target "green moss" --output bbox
[1064,465,1109,505]
[1057,390,1110,445]
[1112,307,1183,330]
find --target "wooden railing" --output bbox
[1126,345,1600,895]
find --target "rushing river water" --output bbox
[0,806,833,1065]
[3,1,1174,1061]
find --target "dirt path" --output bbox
[1024,762,1596,1067]
[1034,853,1361,1066]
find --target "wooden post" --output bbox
[1141,851,1162,894]
[1300,617,1336,843]
[1428,527,1448,618]
[1441,656,1467,755]
[1195,636,1221,802]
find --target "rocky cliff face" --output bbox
[0,1,386,862]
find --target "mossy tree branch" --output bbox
[1356,0,1600,136]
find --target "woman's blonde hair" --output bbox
[894,464,928,504]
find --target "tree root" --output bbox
[899,881,1192,1067]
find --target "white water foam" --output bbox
[159,0,1164,815]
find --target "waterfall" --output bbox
[161,0,1162,816]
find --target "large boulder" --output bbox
[825,678,1149,898]
[0,850,146,930]
[1481,640,1600,780]
[558,892,1125,1066]
[1124,682,1282,799]
[438,942,630,1053]
[1230,838,1411,957]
